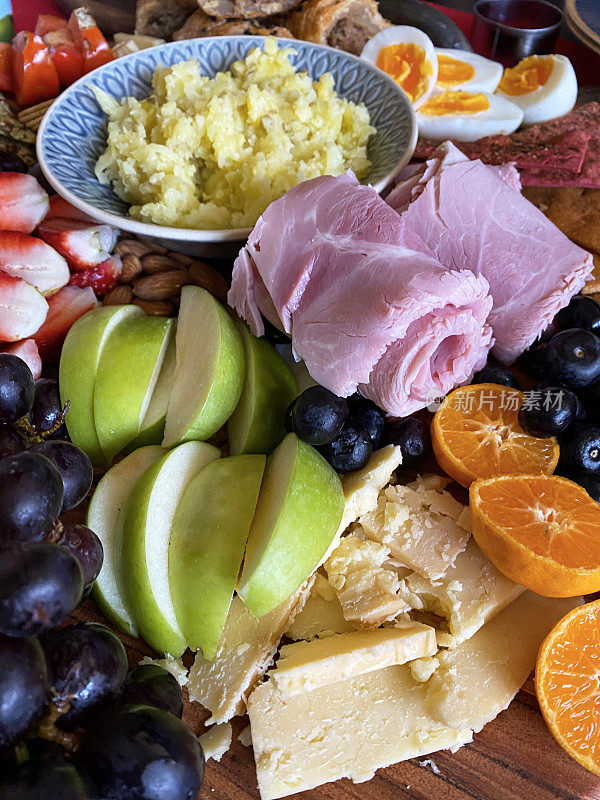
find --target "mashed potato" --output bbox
[93,38,375,229]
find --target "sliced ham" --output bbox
[387,141,594,364]
[229,172,493,417]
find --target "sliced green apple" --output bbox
[87,445,166,636]
[162,286,245,448]
[94,315,174,464]
[228,323,297,456]
[169,454,266,658]
[59,305,144,465]
[238,433,345,618]
[119,440,220,656]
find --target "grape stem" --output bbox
[16,399,71,442]
[46,519,64,545]
[36,703,80,753]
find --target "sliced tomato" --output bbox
[34,15,67,37]
[68,9,114,74]
[0,43,13,93]
[43,28,84,87]
[12,32,59,108]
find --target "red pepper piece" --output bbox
[12,32,60,108]
[43,28,84,87]
[34,15,67,37]
[67,9,114,74]
[0,43,13,94]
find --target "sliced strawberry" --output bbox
[0,274,49,343]
[0,231,69,297]
[0,173,50,234]
[33,285,98,362]
[46,194,95,223]
[38,218,118,271]
[1,339,42,379]
[68,254,122,296]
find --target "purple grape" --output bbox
[120,664,183,718]
[29,378,67,436]
[0,452,63,544]
[0,354,34,424]
[52,522,103,592]
[0,756,91,799]
[0,633,49,747]
[29,441,93,513]
[0,424,27,459]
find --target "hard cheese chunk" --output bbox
[360,476,470,581]
[247,664,472,799]
[426,591,582,733]
[324,534,410,628]
[188,580,314,724]
[272,623,436,696]
[284,573,352,641]
[406,538,524,644]
[199,723,233,762]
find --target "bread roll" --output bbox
[173,9,292,38]
[197,0,302,19]
[135,0,190,37]
[288,0,389,54]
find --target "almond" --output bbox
[115,239,155,259]
[133,269,190,301]
[119,254,143,283]
[167,252,195,266]
[141,254,185,275]
[103,285,133,305]
[188,262,229,302]
[133,299,174,316]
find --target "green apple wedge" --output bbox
[238,433,345,618]
[162,286,245,448]
[59,305,144,465]
[119,440,220,656]
[94,315,174,464]
[123,330,176,454]
[87,445,166,636]
[228,323,297,456]
[169,454,266,658]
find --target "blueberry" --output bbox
[472,363,520,389]
[562,470,600,503]
[545,329,600,388]
[287,386,348,446]
[558,423,600,476]
[382,416,432,469]
[518,385,577,438]
[555,296,600,336]
[346,394,385,449]
[320,421,372,472]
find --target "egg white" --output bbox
[417,92,524,142]
[434,48,503,93]
[361,26,438,109]
[496,55,578,126]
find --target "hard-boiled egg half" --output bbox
[496,55,577,125]
[435,48,503,93]
[416,90,523,142]
[361,26,438,109]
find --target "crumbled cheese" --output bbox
[285,573,352,641]
[411,656,440,683]
[139,655,188,686]
[324,535,410,628]
[238,725,253,748]
[199,723,233,762]
[417,758,441,775]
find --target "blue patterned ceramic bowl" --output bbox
[37,36,417,256]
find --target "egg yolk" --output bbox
[419,90,489,116]
[498,55,554,95]
[376,43,433,103]
[436,55,476,88]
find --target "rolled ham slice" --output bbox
[229,172,493,417]
[387,141,595,364]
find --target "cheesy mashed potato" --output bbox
[93,38,375,229]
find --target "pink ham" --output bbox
[229,172,494,417]
[387,141,594,364]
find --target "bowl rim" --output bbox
[36,35,417,243]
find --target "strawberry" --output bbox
[0,231,69,297]
[33,285,98,363]
[0,274,49,343]
[38,218,118,271]
[1,339,42,380]
[46,194,96,223]
[68,254,122,296]
[0,173,50,234]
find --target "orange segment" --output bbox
[536,599,600,776]
[431,383,559,487]
[470,474,600,597]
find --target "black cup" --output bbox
[471,0,563,66]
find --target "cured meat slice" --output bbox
[229,172,493,416]
[387,142,594,363]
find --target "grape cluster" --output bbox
[0,354,204,799]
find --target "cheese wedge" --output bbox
[284,573,352,641]
[198,723,232,762]
[272,623,436,696]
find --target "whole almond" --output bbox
[133,299,174,316]
[141,254,185,275]
[188,262,229,302]
[119,254,143,283]
[115,239,155,259]
[103,285,133,305]
[167,252,195,266]
[133,269,189,301]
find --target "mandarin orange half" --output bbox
[470,474,600,597]
[536,599,600,777]
[432,384,559,487]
